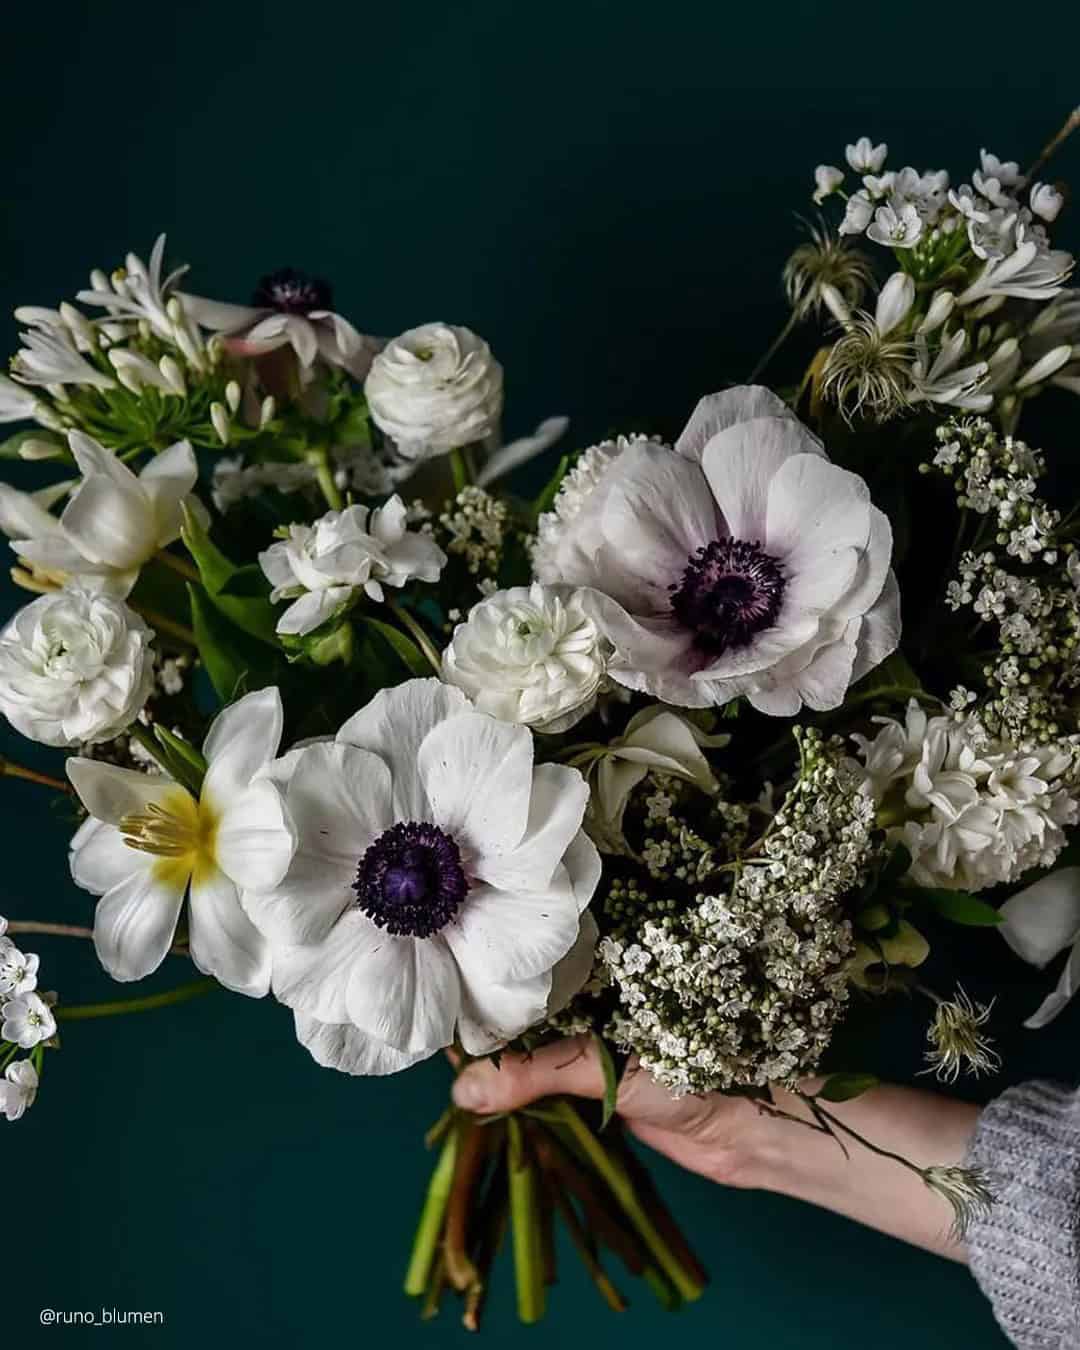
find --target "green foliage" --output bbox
[187,583,282,702]
[0,428,67,460]
[530,453,569,522]
[816,1073,879,1103]
[181,504,279,644]
[152,725,207,795]
[591,1032,619,1130]
[914,888,1003,927]
[361,615,432,678]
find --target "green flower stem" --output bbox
[449,448,470,494]
[130,603,197,648]
[384,600,443,675]
[5,919,190,959]
[553,1099,705,1303]
[747,310,800,384]
[403,1127,459,1298]
[153,549,200,584]
[443,1117,487,1293]
[0,757,71,793]
[127,722,175,776]
[546,1179,627,1312]
[307,448,344,511]
[507,1116,545,1324]
[56,978,216,1021]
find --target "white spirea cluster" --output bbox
[854,700,1079,890]
[601,731,871,1094]
[437,485,511,581]
[442,582,609,732]
[0,917,53,1121]
[364,323,504,464]
[0,587,154,747]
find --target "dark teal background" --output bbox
[4,2,1080,1344]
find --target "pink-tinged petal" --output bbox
[337,678,471,821]
[69,817,138,895]
[93,859,186,982]
[676,385,813,463]
[417,710,534,858]
[137,440,198,543]
[850,571,901,682]
[701,415,823,539]
[271,907,386,1021]
[476,763,590,894]
[692,610,822,682]
[342,932,461,1054]
[834,507,894,620]
[791,628,860,711]
[214,779,296,893]
[765,454,871,566]
[444,875,583,985]
[293,1011,433,1076]
[202,687,284,800]
[177,294,266,332]
[745,683,803,717]
[457,969,553,1055]
[782,545,860,616]
[187,865,270,997]
[284,315,319,367]
[580,591,707,704]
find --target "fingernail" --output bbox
[452,1072,486,1112]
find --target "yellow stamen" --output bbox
[119,788,218,877]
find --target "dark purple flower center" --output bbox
[251,267,333,315]
[670,538,786,655]
[354,822,468,938]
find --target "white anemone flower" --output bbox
[0,587,154,747]
[66,688,295,994]
[0,432,202,596]
[533,386,900,716]
[259,498,447,636]
[242,679,601,1075]
[180,268,379,380]
[442,582,609,732]
[0,1060,39,1122]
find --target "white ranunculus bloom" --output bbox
[1,992,55,1048]
[0,1060,39,1122]
[0,588,154,748]
[259,498,447,636]
[533,386,900,715]
[364,323,504,464]
[66,688,295,994]
[0,432,203,596]
[442,582,608,732]
[242,678,600,1075]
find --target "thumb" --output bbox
[452,1035,604,1113]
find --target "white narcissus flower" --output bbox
[845,137,888,174]
[442,583,609,733]
[0,588,154,747]
[812,165,844,204]
[534,386,900,716]
[180,267,379,381]
[242,679,600,1075]
[0,432,203,596]
[364,323,504,465]
[259,498,447,636]
[1,993,55,1048]
[66,688,295,994]
[999,869,1080,1028]
[0,1060,39,1122]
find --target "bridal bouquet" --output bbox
[3,107,1080,1328]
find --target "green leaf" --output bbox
[0,428,66,460]
[846,650,925,708]
[530,453,570,521]
[362,615,432,678]
[915,888,1003,926]
[591,1033,619,1131]
[188,584,279,703]
[817,1073,879,1103]
[217,565,275,600]
[153,725,208,793]
[180,505,280,645]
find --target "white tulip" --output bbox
[364,323,503,464]
[0,587,154,747]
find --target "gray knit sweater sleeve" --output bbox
[965,1081,1080,1348]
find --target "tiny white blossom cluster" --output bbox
[807,138,1076,424]
[436,485,512,586]
[0,916,53,1122]
[854,699,1078,890]
[600,731,872,1094]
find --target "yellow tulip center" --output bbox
[119,786,219,883]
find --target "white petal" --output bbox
[834,507,894,621]
[93,861,186,982]
[444,876,583,985]
[765,453,871,566]
[187,865,270,996]
[850,571,902,682]
[675,386,807,463]
[546,910,600,1016]
[999,868,1080,967]
[69,817,138,895]
[293,1011,433,1076]
[417,710,534,857]
[202,686,284,800]
[214,779,296,892]
[0,484,64,541]
[1023,942,1080,1029]
[342,932,461,1054]
[791,630,859,711]
[61,470,152,570]
[285,315,319,368]
[67,758,177,825]
[457,969,553,1055]
[562,830,602,913]
[178,293,265,331]
[276,586,354,636]
[476,763,590,893]
[137,440,198,543]
[701,415,823,540]
[271,907,385,1021]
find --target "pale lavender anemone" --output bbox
[533,386,900,715]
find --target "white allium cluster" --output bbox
[602,731,872,1094]
[854,700,1079,890]
[0,916,53,1122]
[531,435,651,582]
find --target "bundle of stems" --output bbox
[404,1094,707,1330]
